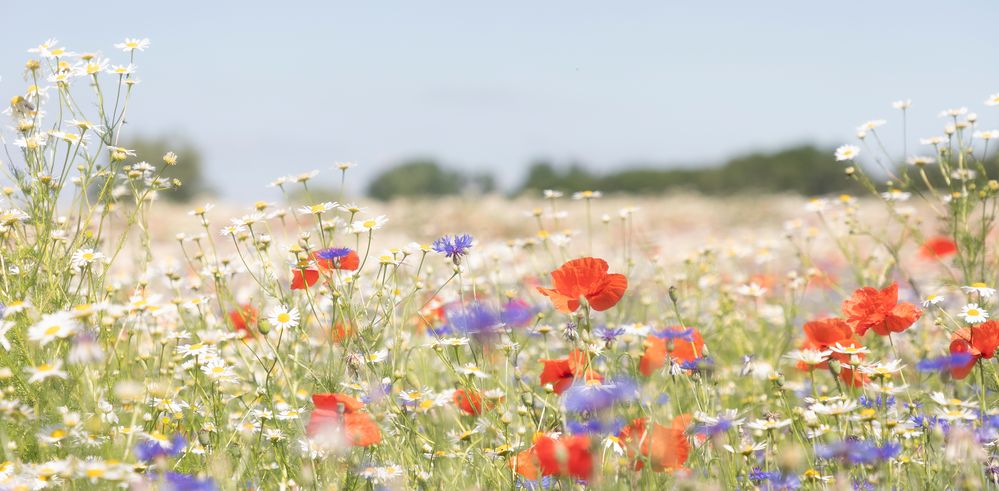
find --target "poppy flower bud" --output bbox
[198,431,211,446]
[258,322,271,335]
[668,286,679,304]
[827,359,841,375]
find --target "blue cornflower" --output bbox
[163,472,218,491]
[749,467,781,483]
[516,476,552,490]
[136,437,184,462]
[651,327,694,341]
[859,394,895,409]
[432,234,474,260]
[501,299,536,327]
[680,356,714,373]
[695,418,733,437]
[916,352,975,372]
[816,439,899,465]
[562,378,637,413]
[315,246,352,260]
[444,302,499,335]
[135,434,186,462]
[566,418,624,435]
[593,326,626,343]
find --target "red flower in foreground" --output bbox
[331,322,354,343]
[797,317,868,387]
[638,327,705,377]
[919,236,957,260]
[948,321,999,379]
[539,349,602,394]
[617,415,691,472]
[537,257,627,313]
[841,282,922,336]
[290,248,360,290]
[453,388,489,416]
[313,249,360,271]
[228,304,258,339]
[290,267,319,290]
[307,393,381,447]
[510,435,593,481]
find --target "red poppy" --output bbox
[948,321,999,379]
[539,349,602,394]
[510,449,539,481]
[290,268,319,290]
[307,393,381,447]
[412,296,447,332]
[291,249,360,290]
[534,435,593,481]
[841,282,922,337]
[228,304,258,339]
[329,322,354,343]
[797,317,868,387]
[617,415,690,472]
[453,388,488,416]
[638,327,705,377]
[509,435,593,481]
[313,249,360,271]
[919,236,958,260]
[537,257,627,313]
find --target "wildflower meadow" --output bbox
[4,38,999,490]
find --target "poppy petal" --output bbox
[586,273,628,311]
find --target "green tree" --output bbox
[123,136,212,202]
[367,160,466,200]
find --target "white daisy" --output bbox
[114,38,150,52]
[70,248,105,269]
[960,303,989,324]
[27,360,68,383]
[962,283,996,298]
[267,305,300,330]
[922,294,945,308]
[834,144,860,161]
[28,311,80,345]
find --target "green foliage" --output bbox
[517,145,859,196]
[123,136,211,202]
[367,159,494,200]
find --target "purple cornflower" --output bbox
[135,434,186,462]
[816,439,899,464]
[439,302,499,338]
[652,327,694,341]
[916,352,974,372]
[163,471,217,491]
[516,476,552,490]
[432,234,474,262]
[859,394,895,409]
[593,326,625,343]
[315,247,352,260]
[680,356,714,373]
[695,418,734,437]
[567,418,624,435]
[562,378,637,413]
[501,299,536,327]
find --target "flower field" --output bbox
[3,38,999,490]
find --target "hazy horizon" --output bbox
[3,1,998,200]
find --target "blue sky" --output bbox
[3,1,998,200]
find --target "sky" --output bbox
[3,1,999,200]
